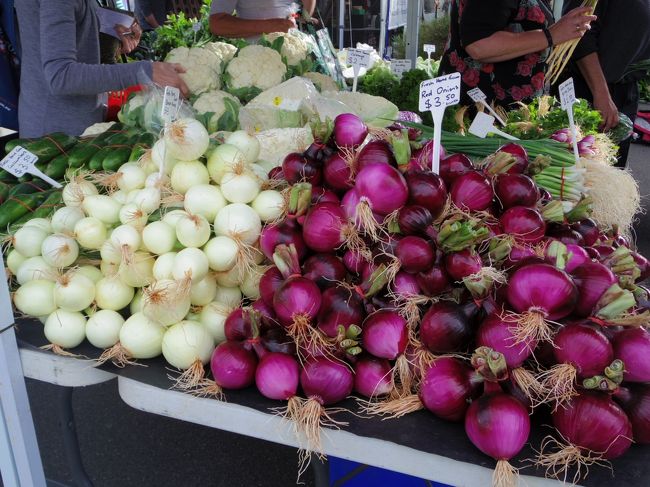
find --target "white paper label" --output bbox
[192,22,201,32]
[467,87,487,103]
[161,86,180,123]
[423,44,436,55]
[347,49,371,71]
[559,78,577,110]
[468,112,518,140]
[419,73,461,113]
[390,59,412,79]
[0,146,38,178]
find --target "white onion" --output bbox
[118,203,149,229]
[76,265,103,283]
[95,276,135,311]
[74,217,107,250]
[164,118,210,161]
[119,251,154,288]
[100,240,121,265]
[54,272,96,312]
[215,266,243,287]
[7,249,27,276]
[215,286,242,308]
[203,236,238,272]
[44,310,86,349]
[130,289,144,315]
[206,143,246,184]
[142,221,176,255]
[132,187,161,214]
[85,310,124,349]
[12,225,47,258]
[162,320,214,370]
[176,213,210,248]
[225,130,260,164]
[119,312,165,359]
[161,209,188,227]
[152,251,177,280]
[13,280,56,316]
[41,234,79,268]
[145,172,169,188]
[151,139,178,175]
[22,217,52,233]
[220,168,261,204]
[190,275,217,306]
[51,206,86,234]
[213,203,261,246]
[172,248,209,282]
[112,189,129,205]
[248,162,269,184]
[170,160,210,195]
[62,179,98,207]
[240,265,267,300]
[16,256,56,284]
[142,279,191,326]
[252,242,264,264]
[183,184,227,221]
[116,162,146,192]
[199,301,231,343]
[82,194,121,224]
[100,260,119,277]
[110,225,141,254]
[252,190,285,222]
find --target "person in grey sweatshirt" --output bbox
[14,0,188,137]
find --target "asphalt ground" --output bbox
[9,141,650,487]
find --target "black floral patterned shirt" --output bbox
[439,0,554,107]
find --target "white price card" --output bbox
[419,72,461,174]
[423,44,436,55]
[390,59,412,80]
[558,78,580,162]
[0,147,62,188]
[467,87,507,126]
[347,49,371,93]
[192,22,201,32]
[468,112,518,140]
[161,86,181,123]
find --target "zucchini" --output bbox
[102,147,132,172]
[0,191,52,229]
[129,143,148,162]
[4,137,33,154]
[88,147,112,171]
[8,179,51,197]
[68,142,103,168]
[0,180,10,203]
[10,191,63,230]
[44,154,69,180]
[23,132,77,162]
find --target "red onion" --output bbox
[394,236,435,274]
[390,271,421,299]
[333,113,368,149]
[499,206,546,243]
[282,152,322,185]
[311,186,340,205]
[356,140,396,169]
[362,310,408,360]
[391,111,423,140]
[343,249,369,275]
[571,261,617,317]
[553,323,613,378]
[612,328,650,383]
[494,173,539,209]
[397,205,434,237]
[354,163,408,215]
[317,285,365,338]
[405,171,448,218]
[210,341,258,389]
[323,152,354,191]
[476,315,536,368]
[224,308,253,342]
[439,153,473,186]
[260,266,284,307]
[420,357,480,421]
[255,352,300,400]
[632,251,650,281]
[497,143,528,173]
[416,264,451,297]
[354,356,393,398]
[614,385,650,444]
[273,276,321,326]
[301,357,354,405]
[444,250,482,281]
[302,253,347,290]
[260,220,307,261]
[420,302,473,353]
[302,202,352,253]
[450,171,494,212]
[570,219,599,247]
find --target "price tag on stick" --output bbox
[468,112,518,140]
[467,88,507,127]
[419,72,461,174]
[390,59,412,80]
[558,78,580,163]
[0,147,62,188]
[347,49,371,93]
[423,44,436,76]
[161,85,180,124]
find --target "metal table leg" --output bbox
[56,387,93,487]
[311,456,330,487]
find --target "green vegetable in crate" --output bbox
[43,154,70,180]
[192,90,241,133]
[10,191,63,230]
[88,147,113,171]
[67,142,103,168]
[102,146,133,172]
[0,191,52,229]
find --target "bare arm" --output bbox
[576,52,619,130]
[209,13,295,38]
[144,13,160,29]
[302,0,316,16]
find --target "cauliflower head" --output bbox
[225,45,286,93]
[166,46,222,95]
[265,32,311,67]
[205,41,238,63]
[192,90,240,133]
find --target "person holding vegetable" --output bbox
[14,0,189,138]
[209,0,316,41]
[439,0,596,106]
[561,0,650,167]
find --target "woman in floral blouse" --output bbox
[439,0,596,107]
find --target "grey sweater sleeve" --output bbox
[40,0,153,96]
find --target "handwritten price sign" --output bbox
[418,72,461,112]
[161,86,181,123]
[390,59,412,80]
[0,147,62,188]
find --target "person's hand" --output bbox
[549,7,597,45]
[593,91,619,131]
[269,17,297,33]
[152,62,190,98]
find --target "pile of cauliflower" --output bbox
[265,32,311,67]
[224,45,287,98]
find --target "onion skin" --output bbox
[397,205,434,237]
[355,163,409,216]
[302,202,348,253]
[391,271,421,299]
[420,302,473,354]
[260,220,307,262]
[506,263,578,320]
[323,152,354,191]
[497,143,528,173]
[302,254,347,290]
[476,315,536,368]
[354,356,393,398]
[553,394,633,460]
[224,308,253,341]
[333,113,368,149]
[420,357,479,421]
[553,323,613,378]
[499,206,546,243]
[405,172,448,218]
[260,267,284,307]
[495,174,539,209]
[444,250,482,281]
[255,352,300,400]
[317,285,365,338]
[465,392,530,460]
[395,236,435,274]
[362,310,408,360]
[273,276,322,326]
[282,153,322,186]
[612,328,650,383]
[614,385,650,444]
[571,262,617,317]
[440,153,473,186]
[450,171,494,212]
[571,219,599,247]
[356,140,396,169]
[301,357,354,405]
[416,264,451,297]
[210,342,258,390]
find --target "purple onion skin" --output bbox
[224,308,252,341]
[333,113,368,149]
[211,342,258,390]
[343,249,368,275]
[302,202,347,253]
[405,171,448,218]
[613,328,650,383]
[546,225,585,246]
[450,171,494,212]
[395,236,435,274]
[260,220,307,262]
[273,276,322,326]
[420,302,473,354]
[495,173,539,209]
[362,310,408,360]
[553,323,613,378]
[390,271,421,299]
[465,392,530,460]
[416,264,451,297]
[497,143,529,173]
[356,140,396,169]
[354,356,393,398]
[391,111,423,140]
[251,299,277,330]
[282,153,322,186]
[571,261,617,317]
[261,327,296,355]
[440,153,473,187]
[355,163,409,215]
[311,186,341,205]
[260,267,284,307]
[323,152,354,191]
[476,315,536,368]
[614,385,650,444]
[317,285,365,338]
[563,244,590,274]
[499,206,546,244]
[553,393,633,460]
[398,205,434,237]
[420,357,479,422]
[301,357,354,405]
[302,254,347,290]
[255,352,300,400]
[444,250,482,281]
[410,140,447,174]
[570,219,599,247]
[633,251,650,281]
[506,263,578,321]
